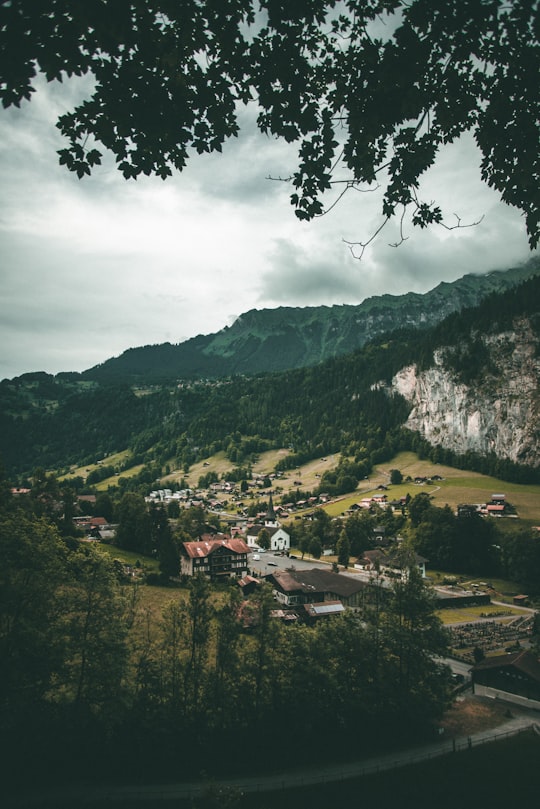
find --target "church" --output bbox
[245,494,291,552]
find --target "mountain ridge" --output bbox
[2,261,540,481]
[82,258,540,383]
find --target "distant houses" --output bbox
[457,493,509,518]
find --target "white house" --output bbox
[245,495,290,551]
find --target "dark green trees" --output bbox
[116,492,152,554]
[63,545,129,711]
[1,2,538,247]
[380,565,452,723]
[0,515,68,712]
[336,530,351,568]
[0,513,131,723]
[257,527,271,550]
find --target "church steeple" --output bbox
[265,494,278,527]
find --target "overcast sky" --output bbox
[0,74,536,382]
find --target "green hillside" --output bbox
[1,272,539,487]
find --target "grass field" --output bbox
[59,446,540,524]
[435,604,524,624]
[316,451,540,523]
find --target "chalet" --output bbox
[238,574,261,597]
[472,649,540,709]
[180,534,249,580]
[73,515,112,536]
[486,503,506,516]
[265,568,367,608]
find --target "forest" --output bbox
[3,470,540,795]
[1,481,454,789]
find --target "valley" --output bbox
[66,449,540,524]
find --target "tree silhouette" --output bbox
[1,1,538,247]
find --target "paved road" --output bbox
[6,706,539,807]
[248,550,329,576]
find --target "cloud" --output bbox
[0,75,537,381]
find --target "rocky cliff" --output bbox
[392,318,540,467]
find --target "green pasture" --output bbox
[94,464,145,490]
[99,543,159,573]
[436,604,525,625]
[318,451,540,523]
[59,449,132,482]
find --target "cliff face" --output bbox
[391,319,540,467]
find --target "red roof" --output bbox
[183,537,249,559]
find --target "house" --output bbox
[486,504,506,516]
[238,574,261,597]
[180,534,249,580]
[354,549,387,571]
[245,494,290,551]
[354,549,427,578]
[246,524,290,551]
[265,568,367,608]
[472,649,540,709]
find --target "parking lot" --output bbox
[248,550,329,576]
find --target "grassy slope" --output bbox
[62,446,540,524]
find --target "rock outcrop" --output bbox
[391,319,540,467]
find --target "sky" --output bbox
[0,73,536,382]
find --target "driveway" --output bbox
[248,551,329,576]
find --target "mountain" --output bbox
[83,258,540,383]
[1,264,540,481]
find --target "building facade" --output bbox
[181,534,249,580]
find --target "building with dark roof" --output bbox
[264,568,367,608]
[472,649,540,709]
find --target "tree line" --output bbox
[1,482,453,787]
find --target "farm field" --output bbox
[320,451,540,523]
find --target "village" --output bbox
[65,464,540,719]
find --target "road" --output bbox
[248,550,330,576]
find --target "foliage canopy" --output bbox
[1,1,538,246]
